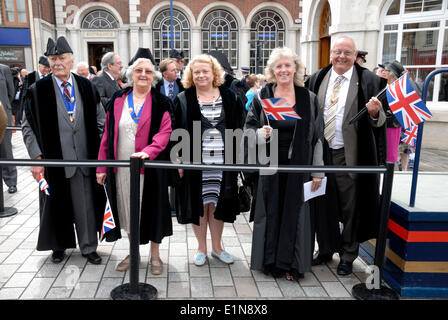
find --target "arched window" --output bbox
[152,9,190,66]
[249,10,285,74]
[201,10,239,70]
[81,10,119,29]
[380,0,448,105]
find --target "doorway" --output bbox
[88,42,113,71]
[318,2,331,69]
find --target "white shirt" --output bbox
[324,66,354,149]
[105,70,115,81]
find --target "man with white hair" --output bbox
[22,36,106,265]
[92,51,123,108]
[76,61,93,80]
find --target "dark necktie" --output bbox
[61,81,74,123]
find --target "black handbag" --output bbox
[238,172,252,213]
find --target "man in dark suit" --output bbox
[0,63,18,193]
[307,37,386,276]
[92,52,123,109]
[22,36,106,265]
[155,58,184,102]
[18,56,51,123]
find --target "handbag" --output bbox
[238,172,252,213]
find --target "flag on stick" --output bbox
[401,125,418,147]
[100,184,116,241]
[38,173,50,196]
[386,73,432,130]
[260,97,302,121]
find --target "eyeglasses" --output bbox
[332,50,355,57]
[134,68,154,75]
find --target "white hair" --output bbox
[76,61,89,69]
[125,58,156,87]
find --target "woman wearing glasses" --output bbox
[96,58,173,275]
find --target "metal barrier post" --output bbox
[111,156,157,300]
[352,162,399,300]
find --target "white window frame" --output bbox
[379,0,448,110]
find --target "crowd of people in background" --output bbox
[0,33,416,282]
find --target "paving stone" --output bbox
[20,278,54,299]
[298,271,320,287]
[230,260,252,277]
[222,236,241,247]
[70,282,98,299]
[0,264,20,282]
[189,263,210,278]
[45,287,73,299]
[146,277,167,299]
[17,255,48,273]
[233,224,252,234]
[234,277,260,297]
[79,265,105,282]
[95,277,123,299]
[303,286,329,298]
[169,272,189,282]
[103,260,126,278]
[223,246,245,261]
[210,267,233,286]
[321,281,352,298]
[251,269,276,282]
[0,287,25,299]
[169,243,188,257]
[167,281,190,298]
[190,277,213,298]
[4,272,35,288]
[53,265,82,287]
[237,233,252,243]
[312,264,339,282]
[256,281,283,297]
[36,263,64,278]
[213,286,236,298]
[168,256,189,273]
[276,278,306,297]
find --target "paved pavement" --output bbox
[0,131,446,300]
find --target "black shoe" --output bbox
[337,260,353,276]
[51,250,65,263]
[8,185,17,194]
[312,253,333,266]
[82,252,102,264]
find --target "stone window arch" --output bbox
[249,10,285,74]
[152,9,191,66]
[201,9,239,70]
[81,9,119,29]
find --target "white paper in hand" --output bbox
[303,177,327,202]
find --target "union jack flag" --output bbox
[386,73,432,130]
[260,97,301,121]
[100,187,116,241]
[401,125,418,147]
[38,173,50,196]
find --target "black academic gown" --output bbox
[24,74,105,251]
[101,87,173,244]
[172,85,245,226]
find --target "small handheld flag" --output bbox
[38,173,50,196]
[386,73,432,130]
[401,125,418,147]
[100,184,116,241]
[260,97,301,121]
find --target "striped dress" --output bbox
[199,96,224,207]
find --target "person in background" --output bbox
[155,58,184,101]
[92,52,123,109]
[245,47,324,281]
[0,63,17,194]
[244,74,262,111]
[76,62,94,80]
[355,50,368,67]
[96,57,173,274]
[382,61,405,166]
[173,54,244,267]
[170,49,185,80]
